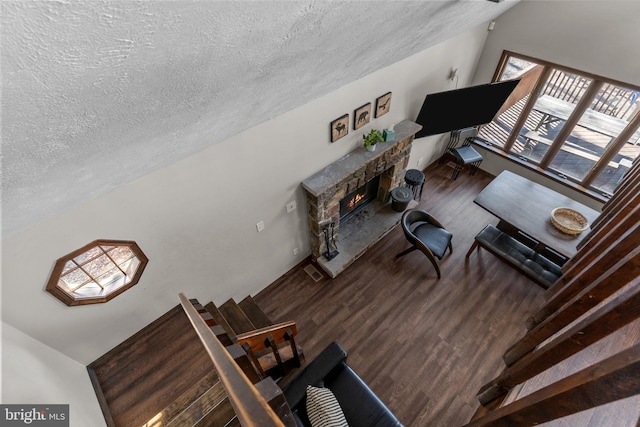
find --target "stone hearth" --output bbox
[302,120,422,277]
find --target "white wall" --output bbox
[474,0,640,88]
[470,0,640,210]
[2,322,106,426]
[1,22,491,373]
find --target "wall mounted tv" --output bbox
[414,78,521,138]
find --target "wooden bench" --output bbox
[521,131,620,168]
[466,224,563,289]
[522,130,554,150]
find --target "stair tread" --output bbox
[224,417,241,427]
[238,296,273,329]
[195,397,236,427]
[166,379,228,427]
[153,370,219,425]
[205,302,235,336]
[219,298,256,334]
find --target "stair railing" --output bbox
[179,293,285,427]
[234,321,303,378]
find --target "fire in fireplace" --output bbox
[339,175,380,222]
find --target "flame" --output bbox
[347,192,366,211]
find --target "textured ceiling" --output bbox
[1,0,517,236]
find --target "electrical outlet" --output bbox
[293,247,299,256]
[286,201,297,213]
[418,157,424,167]
[256,221,265,232]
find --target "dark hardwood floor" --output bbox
[255,161,547,426]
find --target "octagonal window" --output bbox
[46,240,148,306]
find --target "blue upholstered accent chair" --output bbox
[441,127,483,180]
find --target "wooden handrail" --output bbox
[178,293,284,427]
[234,321,298,350]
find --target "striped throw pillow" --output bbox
[306,385,349,427]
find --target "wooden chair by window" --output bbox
[440,127,483,180]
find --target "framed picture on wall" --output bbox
[330,114,349,142]
[354,103,371,130]
[375,92,392,118]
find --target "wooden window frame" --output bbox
[478,51,640,200]
[45,239,148,306]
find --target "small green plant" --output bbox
[363,129,384,148]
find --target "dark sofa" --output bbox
[282,341,403,427]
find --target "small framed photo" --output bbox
[354,103,371,130]
[330,114,349,142]
[375,92,392,118]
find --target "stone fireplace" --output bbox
[339,174,380,221]
[302,120,422,277]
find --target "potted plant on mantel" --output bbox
[363,129,384,152]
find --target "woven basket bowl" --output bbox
[551,207,589,235]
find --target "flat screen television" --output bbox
[414,78,521,138]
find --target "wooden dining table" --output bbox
[474,170,601,259]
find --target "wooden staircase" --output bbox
[147,370,239,427]
[165,296,303,426]
[200,296,304,382]
[89,295,302,427]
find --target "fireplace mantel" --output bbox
[302,120,422,277]
[302,120,422,197]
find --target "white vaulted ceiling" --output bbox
[1,0,517,236]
